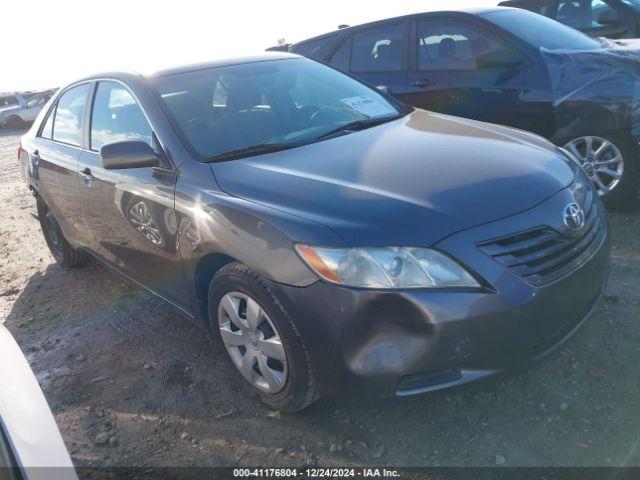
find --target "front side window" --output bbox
[52,83,91,147]
[589,0,618,26]
[26,96,46,109]
[483,8,601,50]
[90,82,153,151]
[150,58,403,160]
[350,24,404,72]
[417,20,514,71]
[512,0,554,16]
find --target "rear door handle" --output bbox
[410,79,437,88]
[31,149,40,165]
[80,167,95,186]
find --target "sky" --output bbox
[2,0,497,92]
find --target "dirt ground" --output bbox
[1,128,639,469]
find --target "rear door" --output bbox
[328,21,410,96]
[404,16,528,129]
[25,83,92,247]
[76,80,190,309]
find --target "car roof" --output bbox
[75,52,301,84]
[292,7,511,47]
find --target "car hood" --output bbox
[211,109,575,246]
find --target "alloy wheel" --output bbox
[564,136,624,196]
[217,291,287,394]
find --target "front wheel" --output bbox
[562,134,638,209]
[208,262,318,412]
[5,116,24,129]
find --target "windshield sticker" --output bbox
[340,95,396,118]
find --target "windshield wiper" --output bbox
[316,114,403,140]
[205,142,305,162]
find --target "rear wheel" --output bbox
[37,198,87,268]
[208,262,318,412]
[562,134,638,209]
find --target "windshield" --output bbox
[483,9,602,51]
[150,57,403,160]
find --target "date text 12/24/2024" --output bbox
[233,468,401,478]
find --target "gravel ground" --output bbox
[1,128,639,468]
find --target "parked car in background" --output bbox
[498,0,640,39]
[19,54,609,411]
[0,93,24,109]
[288,7,640,207]
[0,91,55,129]
[0,325,77,480]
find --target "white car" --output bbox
[0,92,54,129]
[0,325,77,480]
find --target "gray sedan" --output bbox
[19,54,609,411]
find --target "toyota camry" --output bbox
[19,53,609,411]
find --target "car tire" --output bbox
[37,197,87,268]
[5,116,24,129]
[208,262,318,412]
[559,132,638,209]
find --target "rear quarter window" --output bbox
[294,35,336,60]
[0,96,19,108]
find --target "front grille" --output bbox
[477,196,605,286]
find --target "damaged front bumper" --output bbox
[266,189,611,399]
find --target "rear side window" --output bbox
[90,82,153,151]
[330,37,352,71]
[52,84,91,147]
[351,23,404,72]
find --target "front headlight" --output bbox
[295,245,480,289]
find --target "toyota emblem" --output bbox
[563,203,586,231]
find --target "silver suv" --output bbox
[0,91,54,129]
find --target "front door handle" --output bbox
[410,79,437,88]
[80,167,95,186]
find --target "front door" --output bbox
[404,18,528,130]
[76,81,190,310]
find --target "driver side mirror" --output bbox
[597,9,621,26]
[475,49,524,69]
[100,140,160,170]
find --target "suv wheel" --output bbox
[37,198,87,268]
[208,262,318,412]
[5,116,24,129]
[562,134,638,208]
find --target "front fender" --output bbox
[174,162,345,321]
